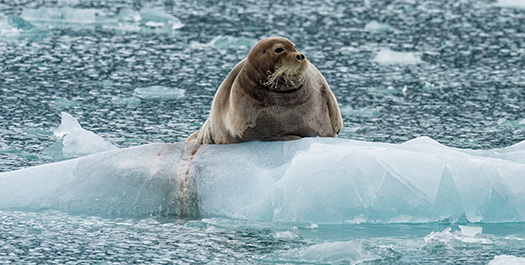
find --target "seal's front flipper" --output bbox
[186,130,199,143]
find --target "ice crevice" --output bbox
[1,115,525,223]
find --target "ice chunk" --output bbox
[53,97,80,109]
[210,36,257,49]
[2,133,525,223]
[112,96,141,106]
[458,225,482,237]
[364,21,395,32]
[260,241,380,264]
[0,16,20,38]
[139,8,184,30]
[133,86,185,99]
[0,15,49,40]
[271,227,301,240]
[489,255,525,265]
[372,48,421,64]
[496,0,525,9]
[424,227,491,245]
[44,112,116,160]
[134,86,185,99]
[19,7,183,33]
[21,7,100,24]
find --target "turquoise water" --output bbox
[1,0,525,264]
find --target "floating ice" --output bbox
[1,133,525,223]
[111,96,141,106]
[138,8,184,31]
[496,0,525,9]
[53,97,80,109]
[260,240,379,264]
[489,255,525,265]
[210,36,257,49]
[0,16,20,38]
[19,7,183,33]
[424,227,492,245]
[0,16,49,40]
[21,8,101,25]
[373,48,422,64]
[458,225,482,237]
[134,86,185,99]
[44,112,116,160]
[364,21,395,33]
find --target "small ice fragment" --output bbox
[211,36,257,49]
[488,255,525,265]
[116,8,141,22]
[134,86,185,99]
[112,96,141,106]
[364,21,395,32]
[308,223,318,229]
[372,48,421,64]
[139,8,184,30]
[424,227,453,243]
[272,227,300,240]
[458,225,482,237]
[45,112,117,160]
[0,16,20,37]
[20,8,99,24]
[297,241,380,264]
[53,98,80,109]
[145,21,164,28]
[496,0,525,9]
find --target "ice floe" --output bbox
[1,114,525,223]
[19,7,183,33]
[134,86,185,99]
[43,112,116,160]
[372,48,422,64]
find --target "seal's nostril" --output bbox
[300,54,305,60]
[296,54,301,60]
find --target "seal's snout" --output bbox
[295,53,306,61]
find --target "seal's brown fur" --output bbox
[187,37,342,144]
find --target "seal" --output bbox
[187,37,342,144]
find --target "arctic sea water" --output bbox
[1,0,525,264]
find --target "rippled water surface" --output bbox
[1,0,525,264]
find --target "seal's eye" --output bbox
[262,50,266,54]
[274,48,284,53]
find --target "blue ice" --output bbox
[1,115,524,223]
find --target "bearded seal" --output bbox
[187,37,342,144]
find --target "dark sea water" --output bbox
[1,0,525,264]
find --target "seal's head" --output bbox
[246,37,308,92]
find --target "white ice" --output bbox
[19,6,183,33]
[1,116,525,223]
[44,112,116,160]
[489,255,525,265]
[133,86,185,100]
[458,225,482,237]
[364,21,395,33]
[0,16,20,38]
[210,36,257,49]
[424,227,492,245]
[260,240,380,264]
[496,0,525,9]
[373,48,422,64]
